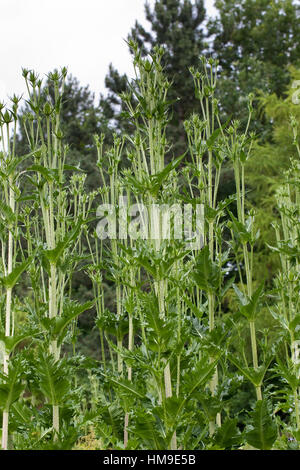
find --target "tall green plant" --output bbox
[270,115,300,434]
[20,68,93,439]
[0,97,27,449]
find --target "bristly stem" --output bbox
[1,117,17,450]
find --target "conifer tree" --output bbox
[100,0,207,155]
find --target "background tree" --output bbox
[245,66,300,283]
[208,0,300,137]
[16,73,104,191]
[100,0,208,155]
[206,0,300,285]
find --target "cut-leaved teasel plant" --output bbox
[20,68,93,440]
[92,44,234,450]
[92,45,183,448]
[270,114,300,436]
[185,58,231,434]
[225,114,267,401]
[228,114,263,400]
[0,96,33,450]
[0,44,299,450]
[90,130,137,447]
[120,44,184,450]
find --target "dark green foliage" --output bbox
[102,0,207,155]
[245,400,277,450]
[1,0,299,451]
[36,353,70,406]
[208,0,300,135]
[0,358,25,411]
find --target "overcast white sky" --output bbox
[0,0,217,103]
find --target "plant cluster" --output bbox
[0,45,299,450]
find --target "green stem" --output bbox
[294,389,300,430]
[250,321,262,400]
[1,411,9,450]
[2,173,15,450]
[52,405,59,437]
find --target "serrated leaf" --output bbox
[207,128,222,150]
[245,400,277,450]
[150,152,186,194]
[233,283,264,321]
[44,218,83,264]
[227,353,272,387]
[289,315,300,334]
[129,410,166,450]
[12,401,33,424]
[214,418,242,449]
[0,200,16,225]
[36,353,70,405]
[102,375,144,399]
[27,164,58,183]
[274,357,299,390]
[228,211,251,244]
[0,330,39,354]
[0,359,25,411]
[54,300,94,342]
[0,256,34,289]
[192,245,220,292]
